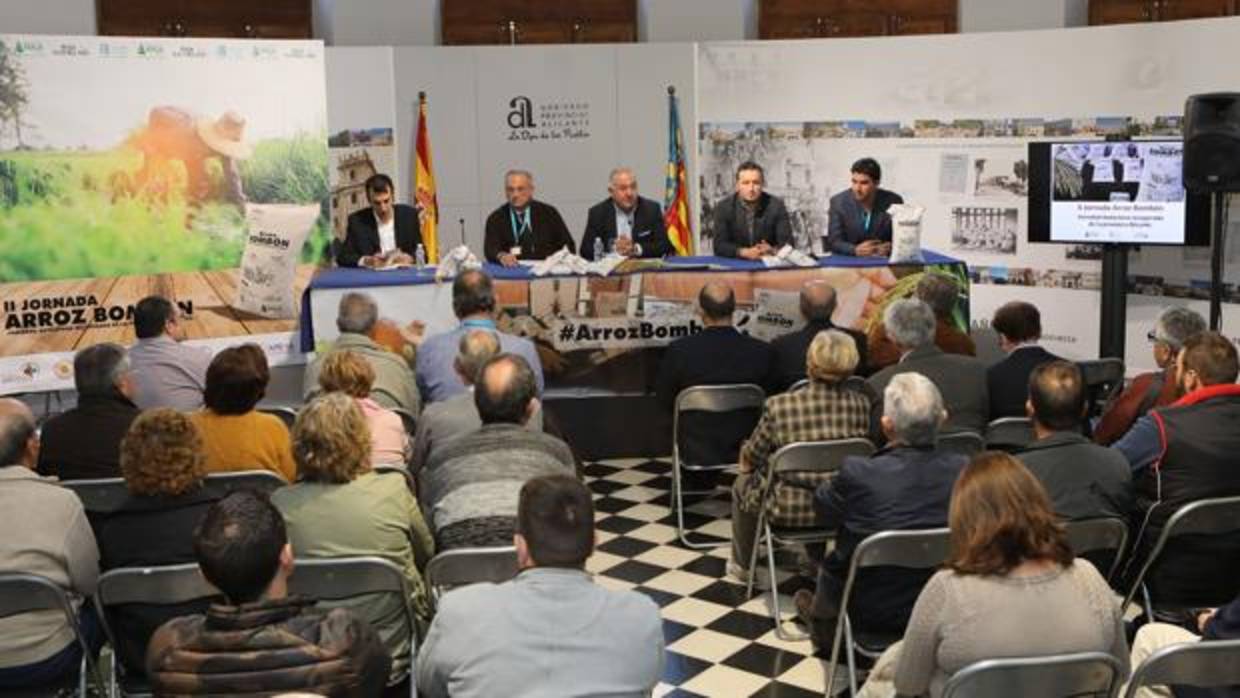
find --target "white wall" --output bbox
[0,0,95,35]
[321,0,438,46]
[641,0,752,42]
[960,0,1088,33]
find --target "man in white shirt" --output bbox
[337,173,423,268]
[128,295,213,411]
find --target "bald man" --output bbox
[656,283,777,474]
[771,281,870,389]
[580,168,672,261]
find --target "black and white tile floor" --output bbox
[582,458,835,698]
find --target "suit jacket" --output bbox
[868,317,976,372]
[580,196,671,260]
[483,200,575,262]
[1016,431,1132,522]
[337,204,422,268]
[656,326,777,466]
[987,345,1063,419]
[710,193,792,258]
[815,445,967,632]
[36,392,139,481]
[868,344,990,436]
[770,320,870,390]
[826,188,904,255]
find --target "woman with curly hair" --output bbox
[96,408,224,679]
[859,451,1129,698]
[316,350,410,467]
[271,393,434,686]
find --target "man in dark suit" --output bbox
[656,282,776,473]
[869,299,989,435]
[337,173,423,268]
[771,280,870,390]
[826,157,904,257]
[580,168,671,261]
[987,301,1062,419]
[483,170,575,265]
[710,161,792,259]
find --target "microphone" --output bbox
[458,218,466,247]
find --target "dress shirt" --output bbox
[415,319,544,404]
[376,212,397,254]
[128,335,212,411]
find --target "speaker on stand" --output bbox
[1184,92,1240,332]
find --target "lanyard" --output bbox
[461,318,496,330]
[861,208,872,233]
[509,207,530,243]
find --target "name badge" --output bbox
[510,246,522,257]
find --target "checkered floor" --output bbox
[582,458,836,698]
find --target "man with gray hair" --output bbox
[867,273,976,370]
[580,167,671,260]
[38,342,139,481]
[868,298,989,435]
[483,169,575,265]
[1094,306,1206,444]
[796,372,968,649]
[303,292,421,413]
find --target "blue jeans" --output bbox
[0,601,103,689]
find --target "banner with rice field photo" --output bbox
[0,34,329,393]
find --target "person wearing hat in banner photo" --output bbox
[132,107,252,210]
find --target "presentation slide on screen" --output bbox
[1049,141,1185,244]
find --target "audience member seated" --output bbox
[656,281,777,480]
[770,281,870,390]
[731,330,872,583]
[1095,307,1206,445]
[862,451,1128,698]
[1124,591,1240,698]
[97,408,222,678]
[146,490,391,696]
[868,299,989,435]
[128,295,212,411]
[303,292,422,414]
[795,374,967,649]
[1017,361,1132,521]
[37,342,139,481]
[417,475,664,697]
[987,301,1063,419]
[1113,331,1240,605]
[317,350,410,467]
[272,393,433,676]
[415,269,544,404]
[191,344,296,482]
[422,354,575,551]
[0,398,102,690]
[411,330,544,471]
[867,273,975,371]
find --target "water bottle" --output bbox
[593,237,604,261]
[415,244,426,270]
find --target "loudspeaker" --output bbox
[1184,92,1240,192]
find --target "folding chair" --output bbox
[984,417,1035,452]
[391,407,417,438]
[1122,495,1240,620]
[61,477,129,514]
[1063,517,1129,583]
[94,564,222,697]
[256,405,298,430]
[826,528,952,698]
[1078,358,1125,420]
[202,469,288,496]
[0,573,105,697]
[743,438,875,640]
[942,651,1124,698]
[936,431,986,457]
[788,378,810,392]
[672,384,766,549]
[1123,638,1240,698]
[424,546,519,610]
[289,557,417,696]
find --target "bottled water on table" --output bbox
[593,237,604,260]
[415,244,426,269]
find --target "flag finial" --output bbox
[667,85,675,96]
[418,91,426,102]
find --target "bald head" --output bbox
[475,354,539,425]
[0,398,37,469]
[454,330,501,386]
[800,281,838,323]
[698,282,736,325]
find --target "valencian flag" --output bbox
[663,86,692,256]
[414,91,440,263]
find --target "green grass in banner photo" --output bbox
[0,133,330,282]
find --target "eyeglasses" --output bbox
[1147,330,1162,344]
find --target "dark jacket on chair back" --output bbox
[37,392,140,481]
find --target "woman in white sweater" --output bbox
[866,451,1129,698]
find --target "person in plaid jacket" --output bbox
[729,329,873,582]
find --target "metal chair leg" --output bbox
[770,526,811,641]
[825,601,849,697]
[844,615,859,697]
[673,464,729,550]
[745,511,766,599]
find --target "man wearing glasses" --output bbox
[483,170,575,267]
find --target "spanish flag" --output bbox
[663,86,692,256]
[414,91,440,263]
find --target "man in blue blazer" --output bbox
[337,173,423,268]
[826,158,904,257]
[580,168,672,260]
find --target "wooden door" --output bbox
[1157,0,1233,20]
[1089,0,1158,24]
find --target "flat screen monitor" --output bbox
[1027,139,1210,246]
